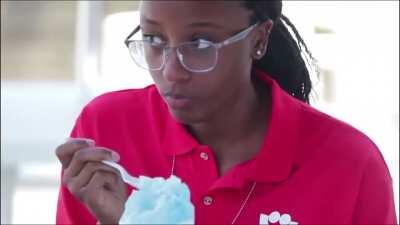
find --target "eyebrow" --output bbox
[142,16,160,25]
[185,22,225,29]
[142,16,224,30]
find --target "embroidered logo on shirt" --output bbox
[259,211,298,225]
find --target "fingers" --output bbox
[80,170,126,224]
[56,138,126,224]
[80,170,126,216]
[64,147,119,178]
[56,137,122,194]
[65,161,121,198]
[56,138,95,168]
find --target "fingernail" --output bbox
[65,137,95,146]
[85,139,95,146]
[64,137,73,142]
[110,151,120,162]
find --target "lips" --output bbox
[163,93,193,109]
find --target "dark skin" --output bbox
[55,1,273,224]
[55,138,126,224]
[143,1,273,175]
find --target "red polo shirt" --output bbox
[56,70,397,224]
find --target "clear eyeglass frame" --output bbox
[124,23,259,73]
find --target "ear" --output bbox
[252,20,273,60]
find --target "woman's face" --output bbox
[139,1,266,124]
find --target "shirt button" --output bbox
[200,152,209,160]
[203,196,213,206]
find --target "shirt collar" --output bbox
[245,68,301,183]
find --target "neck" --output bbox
[187,77,271,173]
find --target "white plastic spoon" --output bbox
[102,160,139,188]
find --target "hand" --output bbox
[56,138,127,224]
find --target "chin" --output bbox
[168,108,204,125]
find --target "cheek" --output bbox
[216,44,253,77]
[149,72,167,100]
[209,50,252,94]
[227,47,253,75]
[197,49,253,109]
[149,71,162,84]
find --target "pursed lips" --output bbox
[163,92,193,109]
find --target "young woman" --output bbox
[56,1,397,224]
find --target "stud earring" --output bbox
[257,50,262,55]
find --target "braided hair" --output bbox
[242,0,319,104]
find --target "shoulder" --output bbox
[86,85,159,111]
[299,103,376,147]
[296,102,387,172]
[70,84,169,142]
[73,84,167,133]
[80,85,162,117]
[293,102,396,224]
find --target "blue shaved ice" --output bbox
[119,175,194,224]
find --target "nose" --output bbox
[162,49,190,82]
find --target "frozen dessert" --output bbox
[101,160,194,224]
[119,175,194,224]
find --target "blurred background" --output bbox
[1,1,398,224]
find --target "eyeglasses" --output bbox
[124,23,258,73]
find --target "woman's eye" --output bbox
[143,35,164,46]
[193,38,213,49]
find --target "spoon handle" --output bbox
[102,160,139,188]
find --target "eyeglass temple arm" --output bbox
[216,23,259,48]
[124,25,141,47]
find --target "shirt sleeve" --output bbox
[351,146,398,224]
[56,108,97,225]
